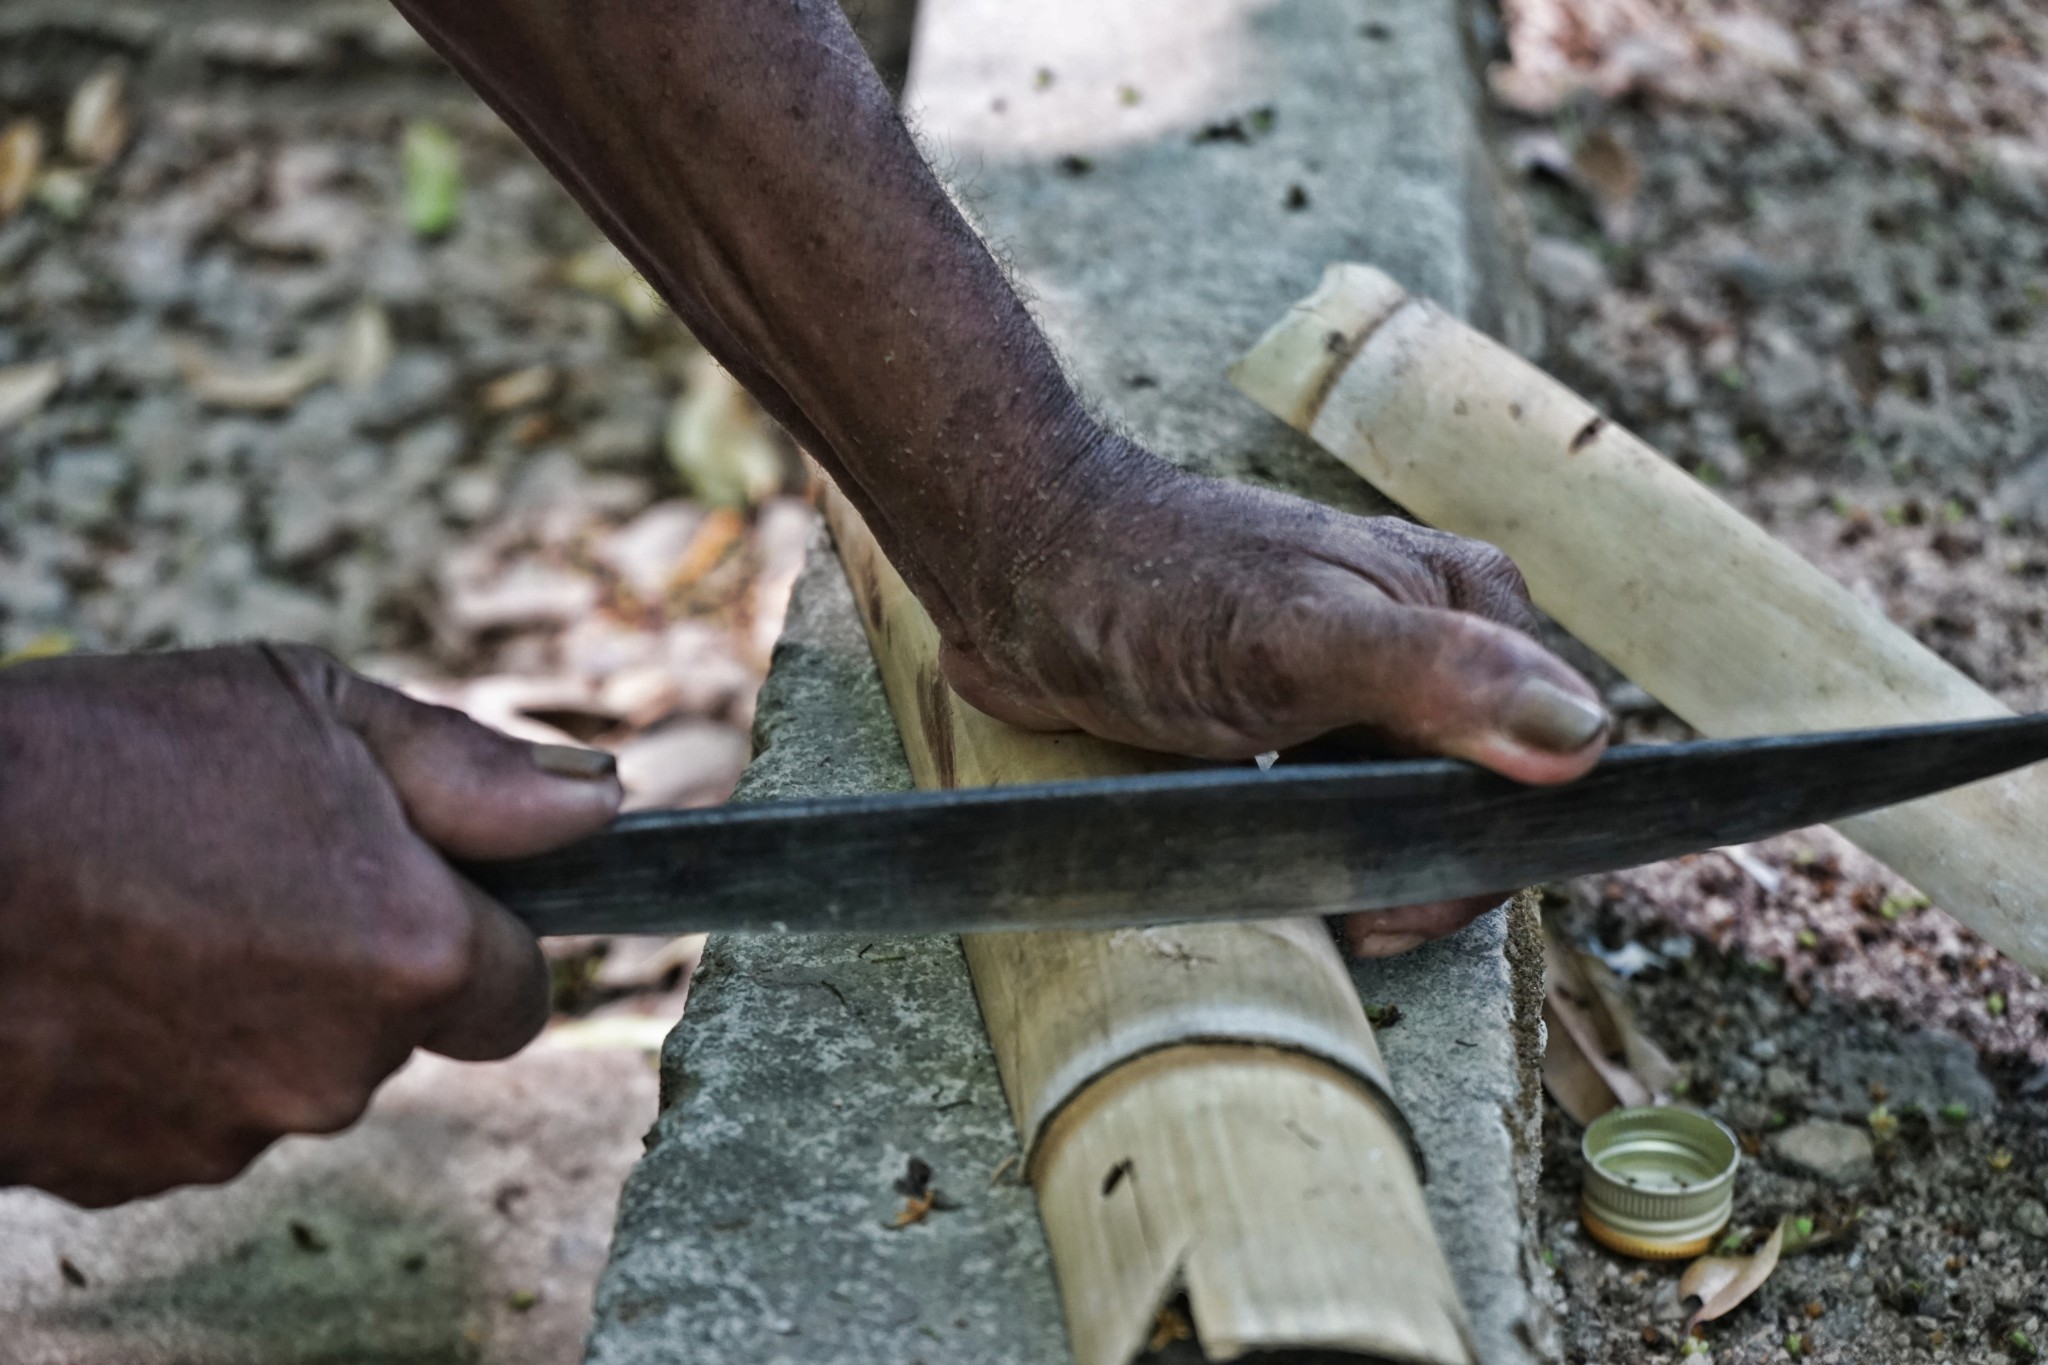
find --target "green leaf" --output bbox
[1938,1102,1970,1124]
[402,120,463,237]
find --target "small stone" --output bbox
[1764,1065,1804,1103]
[1526,235,1607,309]
[1770,1120,1876,1187]
[44,448,130,530]
[2014,1200,2048,1242]
[1748,1037,1780,1063]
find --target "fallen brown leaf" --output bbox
[1572,128,1642,242]
[1543,990,1648,1124]
[667,356,788,508]
[480,363,557,413]
[178,343,331,411]
[0,120,42,220]
[64,65,130,167]
[562,241,668,326]
[591,934,705,992]
[1542,925,1678,1122]
[670,506,749,587]
[333,300,394,393]
[1681,1217,1786,1333]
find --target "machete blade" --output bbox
[466,713,2048,938]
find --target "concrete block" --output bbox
[588,0,1556,1360]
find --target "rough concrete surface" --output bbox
[0,1048,659,1365]
[585,539,1066,1365]
[589,0,1556,1362]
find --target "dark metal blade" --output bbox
[466,713,2048,938]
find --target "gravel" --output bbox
[1498,0,2048,1359]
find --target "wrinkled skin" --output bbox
[0,646,619,1206]
[392,0,1611,945]
[935,445,1599,955]
[0,0,1609,1204]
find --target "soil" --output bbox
[1495,0,2048,1358]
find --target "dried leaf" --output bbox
[671,505,749,586]
[64,65,129,167]
[178,343,331,410]
[1681,1217,1786,1333]
[1543,991,1643,1124]
[614,721,748,812]
[1579,951,1682,1095]
[0,120,43,220]
[401,120,462,237]
[480,363,556,413]
[666,357,787,507]
[591,933,705,992]
[0,359,63,430]
[593,501,707,602]
[562,241,668,326]
[888,1190,937,1228]
[333,299,394,393]
[1572,128,1641,242]
[1543,925,1680,1115]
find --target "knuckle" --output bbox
[370,908,477,1011]
[378,939,474,1012]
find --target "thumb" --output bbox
[1302,598,1609,785]
[301,653,623,859]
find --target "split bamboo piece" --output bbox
[1231,263,2048,977]
[818,475,1476,1365]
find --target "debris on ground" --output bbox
[1501,1,2048,1356]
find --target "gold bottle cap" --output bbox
[1579,1106,1739,1260]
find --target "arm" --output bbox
[391,0,1611,778]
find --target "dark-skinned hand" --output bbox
[934,444,1609,957]
[0,644,620,1207]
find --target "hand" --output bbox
[0,645,621,1207]
[934,442,1610,956]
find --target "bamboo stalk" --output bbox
[1231,263,2048,976]
[818,474,1475,1365]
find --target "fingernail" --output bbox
[1500,678,1608,753]
[531,743,617,780]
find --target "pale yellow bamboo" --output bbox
[819,474,1474,1365]
[1232,263,2048,976]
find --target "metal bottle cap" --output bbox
[1579,1106,1739,1260]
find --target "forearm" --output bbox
[392,0,1136,639]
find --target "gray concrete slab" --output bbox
[587,0,1558,1361]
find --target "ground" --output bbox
[1493,0,2048,1359]
[0,0,2044,1361]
